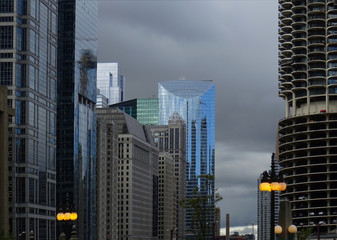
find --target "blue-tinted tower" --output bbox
[57,1,97,240]
[158,80,215,236]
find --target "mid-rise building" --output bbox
[110,97,159,125]
[96,89,109,108]
[0,87,14,236]
[96,108,159,240]
[150,113,186,240]
[97,63,125,105]
[96,117,119,240]
[158,80,215,237]
[57,1,98,239]
[277,0,337,233]
[0,1,58,238]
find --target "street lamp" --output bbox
[259,153,287,240]
[275,224,297,240]
[57,194,78,240]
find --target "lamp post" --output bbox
[56,194,78,240]
[259,153,287,240]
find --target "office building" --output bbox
[158,80,215,237]
[157,152,176,240]
[0,1,58,238]
[97,63,125,105]
[278,0,337,232]
[0,87,14,236]
[96,116,118,240]
[110,97,159,125]
[96,108,159,240]
[96,89,109,108]
[150,113,186,240]
[57,1,97,239]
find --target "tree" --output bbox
[180,174,222,240]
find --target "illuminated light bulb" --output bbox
[259,182,271,191]
[275,225,282,234]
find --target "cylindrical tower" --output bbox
[278,0,337,233]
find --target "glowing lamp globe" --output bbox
[64,212,71,221]
[57,213,64,221]
[259,182,271,191]
[279,182,287,191]
[271,182,281,191]
[71,212,78,221]
[288,225,297,234]
[275,225,282,234]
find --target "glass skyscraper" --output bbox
[97,63,125,105]
[110,97,159,125]
[0,0,57,238]
[158,80,215,236]
[57,1,97,240]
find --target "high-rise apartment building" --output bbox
[277,0,337,233]
[96,116,118,240]
[149,113,186,240]
[158,80,215,237]
[97,63,125,105]
[0,87,14,236]
[110,97,159,125]
[96,108,159,240]
[57,1,97,239]
[0,1,58,238]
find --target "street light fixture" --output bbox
[57,194,78,240]
[259,153,287,240]
[275,224,297,240]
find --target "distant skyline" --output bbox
[98,0,282,229]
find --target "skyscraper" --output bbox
[96,108,159,240]
[150,113,186,240]
[96,116,118,240]
[0,1,58,238]
[57,1,97,239]
[97,63,125,105]
[0,87,14,236]
[278,0,337,233]
[110,97,159,125]
[158,80,215,237]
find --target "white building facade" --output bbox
[97,63,125,105]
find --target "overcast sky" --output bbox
[98,0,283,230]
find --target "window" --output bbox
[0,26,13,49]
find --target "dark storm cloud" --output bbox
[98,0,280,229]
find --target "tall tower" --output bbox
[278,0,337,233]
[149,113,186,240]
[0,1,58,238]
[97,63,125,105]
[158,80,215,237]
[57,1,97,239]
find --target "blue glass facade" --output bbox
[158,80,215,235]
[57,1,97,240]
